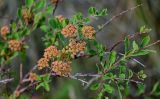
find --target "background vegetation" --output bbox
[0,0,160,99]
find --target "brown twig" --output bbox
[109,32,142,51]
[52,0,59,15]
[20,64,23,82]
[97,4,142,33]
[144,40,160,49]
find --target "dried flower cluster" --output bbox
[22,9,34,25]
[0,26,10,38]
[64,39,86,57]
[51,61,71,77]
[37,46,59,70]
[29,73,37,82]
[8,40,22,51]
[61,24,77,38]
[55,15,65,22]
[44,46,59,60]
[81,26,96,39]
[50,0,58,4]
[37,58,49,70]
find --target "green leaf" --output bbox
[43,82,50,91]
[119,74,125,79]
[40,25,49,32]
[137,84,145,95]
[132,49,151,56]
[35,0,46,10]
[34,12,43,24]
[88,49,97,55]
[117,85,122,99]
[99,9,108,16]
[26,0,34,8]
[140,26,151,33]
[97,92,103,99]
[124,37,130,54]
[90,83,100,90]
[128,69,133,79]
[109,51,117,65]
[49,18,61,29]
[104,84,114,94]
[17,8,22,18]
[141,36,150,47]
[119,66,126,73]
[36,82,44,90]
[132,41,139,51]
[46,5,54,15]
[151,82,160,94]
[88,7,97,15]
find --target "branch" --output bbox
[0,78,14,84]
[115,78,143,84]
[97,4,142,32]
[52,0,59,15]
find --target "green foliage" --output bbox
[140,26,152,33]
[36,74,51,91]
[0,0,159,99]
[26,0,34,8]
[88,7,108,16]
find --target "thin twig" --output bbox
[144,40,160,49]
[20,64,23,82]
[70,75,89,86]
[84,76,100,89]
[109,32,142,52]
[105,52,145,67]
[115,78,142,84]
[97,4,142,33]
[74,73,101,77]
[0,78,14,84]
[52,0,59,15]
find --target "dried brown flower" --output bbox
[8,40,22,51]
[52,61,71,77]
[50,0,58,4]
[29,73,37,82]
[61,24,77,38]
[68,39,86,57]
[37,58,49,70]
[43,46,59,60]
[55,15,65,22]
[81,26,96,39]
[0,25,10,37]
[22,9,34,25]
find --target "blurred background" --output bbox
[0,0,160,99]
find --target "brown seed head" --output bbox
[22,9,34,25]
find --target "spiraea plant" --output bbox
[0,0,160,99]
